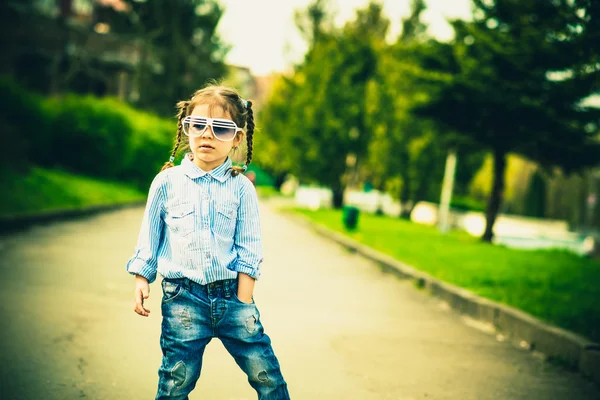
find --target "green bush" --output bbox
[0,81,289,192]
[449,196,487,212]
[42,95,133,179]
[43,95,175,188]
[428,195,487,213]
[117,101,175,188]
[0,77,51,167]
[0,78,177,190]
[246,164,275,186]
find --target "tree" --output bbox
[399,0,427,42]
[364,0,439,216]
[98,0,228,116]
[259,1,387,207]
[255,0,333,188]
[293,0,332,48]
[414,0,600,241]
[524,169,547,218]
[363,0,484,217]
[253,75,297,188]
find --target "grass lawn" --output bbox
[0,167,146,217]
[291,207,600,343]
[256,185,295,200]
[256,185,281,199]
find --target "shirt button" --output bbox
[205,252,211,259]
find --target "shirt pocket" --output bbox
[213,202,238,237]
[166,203,195,237]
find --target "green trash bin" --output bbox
[342,206,360,230]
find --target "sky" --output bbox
[216,0,473,76]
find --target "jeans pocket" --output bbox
[162,279,184,303]
[232,290,255,305]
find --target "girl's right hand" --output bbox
[134,275,151,317]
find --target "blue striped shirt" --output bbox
[126,155,262,284]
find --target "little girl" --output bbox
[126,84,290,400]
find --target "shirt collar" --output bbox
[181,153,232,182]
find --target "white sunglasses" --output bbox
[182,116,242,141]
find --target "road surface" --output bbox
[0,202,598,399]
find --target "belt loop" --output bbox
[224,280,232,298]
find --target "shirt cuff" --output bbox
[231,261,261,280]
[126,257,158,283]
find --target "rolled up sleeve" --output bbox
[230,179,263,280]
[126,175,165,283]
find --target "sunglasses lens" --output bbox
[212,119,237,140]
[189,121,207,136]
[213,125,236,140]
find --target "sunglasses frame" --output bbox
[182,115,242,141]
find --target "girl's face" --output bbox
[187,104,243,171]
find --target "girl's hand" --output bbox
[134,275,151,317]
[237,292,253,304]
[237,273,255,304]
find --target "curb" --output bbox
[285,211,600,385]
[0,200,146,234]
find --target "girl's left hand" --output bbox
[237,272,256,304]
[237,292,254,304]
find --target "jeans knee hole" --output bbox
[179,308,192,329]
[245,315,257,333]
[171,361,187,387]
[258,370,269,382]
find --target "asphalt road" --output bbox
[0,202,598,399]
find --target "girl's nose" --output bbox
[200,126,215,138]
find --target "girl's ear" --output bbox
[234,130,245,147]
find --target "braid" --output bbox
[160,100,189,172]
[245,100,254,166]
[230,99,255,177]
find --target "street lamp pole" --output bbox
[439,149,457,233]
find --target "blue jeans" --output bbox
[156,277,290,400]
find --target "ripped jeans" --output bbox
[156,277,290,400]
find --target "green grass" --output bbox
[0,167,146,217]
[256,185,289,199]
[292,207,600,343]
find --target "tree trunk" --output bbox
[58,0,73,18]
[273,172,287,191]
[399,172,412,219]
[332,186,344,209]
[49,14,69,95]
[400,201,415,219]
[482,149,507,242]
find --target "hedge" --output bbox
[0,77,175,189]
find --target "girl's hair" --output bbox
[160,84,255,177]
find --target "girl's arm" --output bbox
[232,179,263,301]
[237,272,256,303]
[126,175,166,284]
